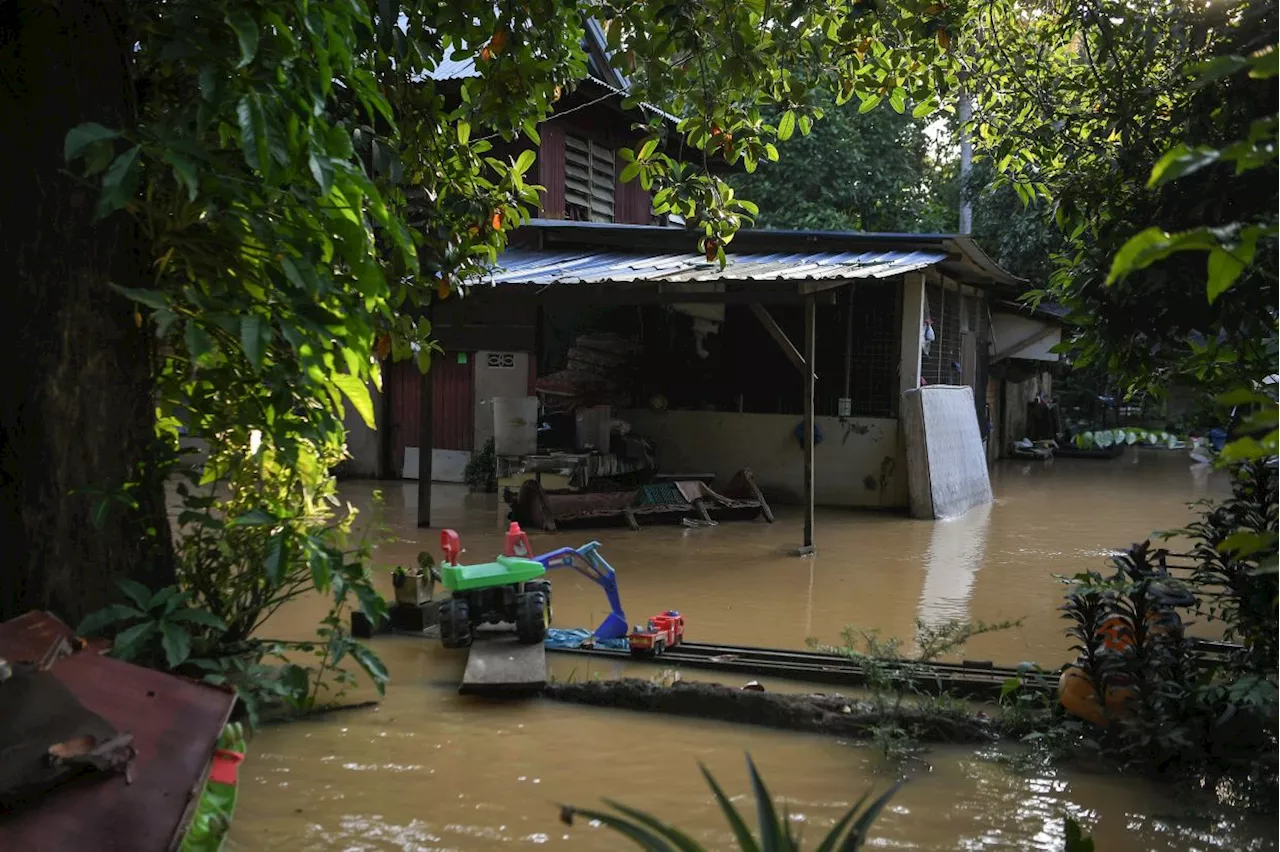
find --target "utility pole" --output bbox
[958,89,973,235]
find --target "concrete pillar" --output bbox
[899,273,926,397]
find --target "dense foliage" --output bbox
[729,102,954,233]
[965,0,1277,413]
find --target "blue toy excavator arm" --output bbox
[534,542,628,639]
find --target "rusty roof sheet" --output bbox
[0,612,236,851]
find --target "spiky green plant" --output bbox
[559,755,901,850]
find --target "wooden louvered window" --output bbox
[564,135,615,222]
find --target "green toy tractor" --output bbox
[435,528,551,648]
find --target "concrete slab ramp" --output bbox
[901,386,993,520]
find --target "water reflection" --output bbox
[917,501,992,626]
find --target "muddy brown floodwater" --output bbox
[229,450,1276,851]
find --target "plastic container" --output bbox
[575,405,611,451]
[492,397,538,456]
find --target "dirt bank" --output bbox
[543,678,1012,742]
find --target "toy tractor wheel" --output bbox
[526,580,553,622]
[514,591,548,644]
[438,598,473,649]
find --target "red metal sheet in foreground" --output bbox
[0,612,237,851]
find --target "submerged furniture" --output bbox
[509,469,773,532]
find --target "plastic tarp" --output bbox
[545,628,629,652]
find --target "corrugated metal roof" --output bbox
[426,49,477,80]
[484,248,948,286]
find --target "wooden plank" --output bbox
[801,295,816,555]
[459,634,548,696]
[747,302,817,379]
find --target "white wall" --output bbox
[621,409,907,509]
[473,351,531,450]
[992,313,1061,362]
[340,381,383,478]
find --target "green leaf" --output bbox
[236,93,270,175]
[65,123,120,163]
[911,98,936,119]
[457,120,471,145]
[168,608,229,631]
[308,150,334,193]
[746,755,782,844]
[1106,226,1217,285]
[1206,248,1245,303]
[619,161,641,183]
[1219,531,1278,559]
[1187,55,1248,88]
[225,10,260,68]
[163,151,200,201]
[1147,144,1220,187]
[598,799,705,851]
[185,321,216,361]
[160,620,192,668]
[888,88,906,114]
[110,621,158,661]
[1248,46,1278,79]
[778,110,796,141]
[513,149,536,176]
[229,508,275,527]
[349,642,391,696]
[798,114,813,136]
[846,782,904,846]
[556,806,674,849]
[1207,227,1258,303]
[813,793,870,852]
[639,138,659,160]
[117,578,154,609]
[109,284,168,310]
[858,94,881,114]
[240,314,265,369]
[764,143,779,162]
[77,604,146,637]
[700,764,756,849]
[96,145,142,218]
[332,372,375,428]
[264,530,287,585]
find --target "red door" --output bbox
[387,354,475,477]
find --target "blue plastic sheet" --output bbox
[545,628,630,652]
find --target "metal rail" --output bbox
[547,640,1056,699]
[546,638,1241,700]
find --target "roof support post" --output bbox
[749,302,816,380]
[800,294,817,556]
[416,352,435,529]
[899,272,926,396]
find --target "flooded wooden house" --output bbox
[337,18,1054,543]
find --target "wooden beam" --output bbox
[462,287,837,308]
[800,295,817,556]
[416,356,434,528]
[899,272,926,396]
[748,302,817,379]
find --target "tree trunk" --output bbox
[0,0,174,625]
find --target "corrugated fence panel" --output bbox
[433,355,474,451]
[387,355,475,477]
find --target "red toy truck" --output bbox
[628,611,684,656]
